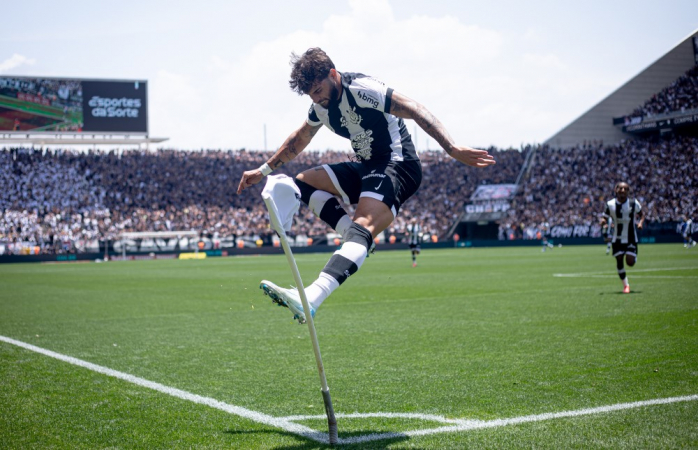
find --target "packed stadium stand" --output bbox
[1,131,695,256]
[0,147,524,254]
[508,136,697,239]
[626,65,698,118]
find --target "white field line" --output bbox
[554,266,698,278]
[320,394,698,445]
[2,335,697,445]
[0,335,327,444]
[554,275,695,279]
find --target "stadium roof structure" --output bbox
[545,29,698,149]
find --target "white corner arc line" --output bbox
[325,395,698,445]
[2,335,696,446]
[0,335,327,444]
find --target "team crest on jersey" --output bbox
[352,130,374,160]
[355,147,373,160]
[340,106,362,128]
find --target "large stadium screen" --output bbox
[0,76,148,134]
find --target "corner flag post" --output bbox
[262,195,339,445]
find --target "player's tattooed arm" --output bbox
[389,90,495,168]
[237,120,321,194]
[268,121,321,169]
[389,91,455,154]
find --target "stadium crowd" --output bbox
[2,132,695,255]
[0,146,524,254]
[627,64,698,119]
[507,136,698,238]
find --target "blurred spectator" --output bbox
[625,65,698,120]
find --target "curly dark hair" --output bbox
[289,48,335,95]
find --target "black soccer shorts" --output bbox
[321,159,422,218]
[612,242,638,258]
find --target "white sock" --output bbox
[623,277,630,287]
[336,215,353,237]
[305,273,340,310]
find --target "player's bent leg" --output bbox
[304,222,374,310]
[616,255,630,293]
[352,196,395,237]
[305,198,394,311]
[296,167,340,194]
[616,256,626,280]
[625,244,638,267]
[295,177,352,236]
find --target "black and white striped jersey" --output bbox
[407,223,422,245]
[603,198,642,244]
[306,72,418,163]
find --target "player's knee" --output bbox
[294,178,316,205]
[626,256,636,266]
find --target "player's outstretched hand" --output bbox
[237,169,265,194]
[449,146,496,168]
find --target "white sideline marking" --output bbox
[2,335,697,445]
[554,266,698,278]
[0,335,325,443]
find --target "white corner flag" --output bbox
[260,175,339,445]
[261,174,301,233]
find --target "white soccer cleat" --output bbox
[260,280,315,324]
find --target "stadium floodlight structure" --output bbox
[261,180,339,446]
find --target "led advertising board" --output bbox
[0,76,148,134]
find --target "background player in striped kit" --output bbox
[237,48,496,323]
[405,217,422,267]
[600,182,645,294]
[679,215,695,248]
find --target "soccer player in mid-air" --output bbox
[600,182,645,294]
[405,217,422,267]
[237,47,496,323]
[679,215,695,248]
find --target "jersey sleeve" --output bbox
[634,199,642,213]
[306,104,322,126]
[603,203,611,219]
[347,76,393,113]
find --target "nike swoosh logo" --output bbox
[374,180,383,190]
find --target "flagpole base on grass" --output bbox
[322,388,338,445]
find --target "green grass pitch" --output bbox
[1,244,696,448]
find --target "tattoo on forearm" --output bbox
[414,106,454,154]
[269,125,319,170]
